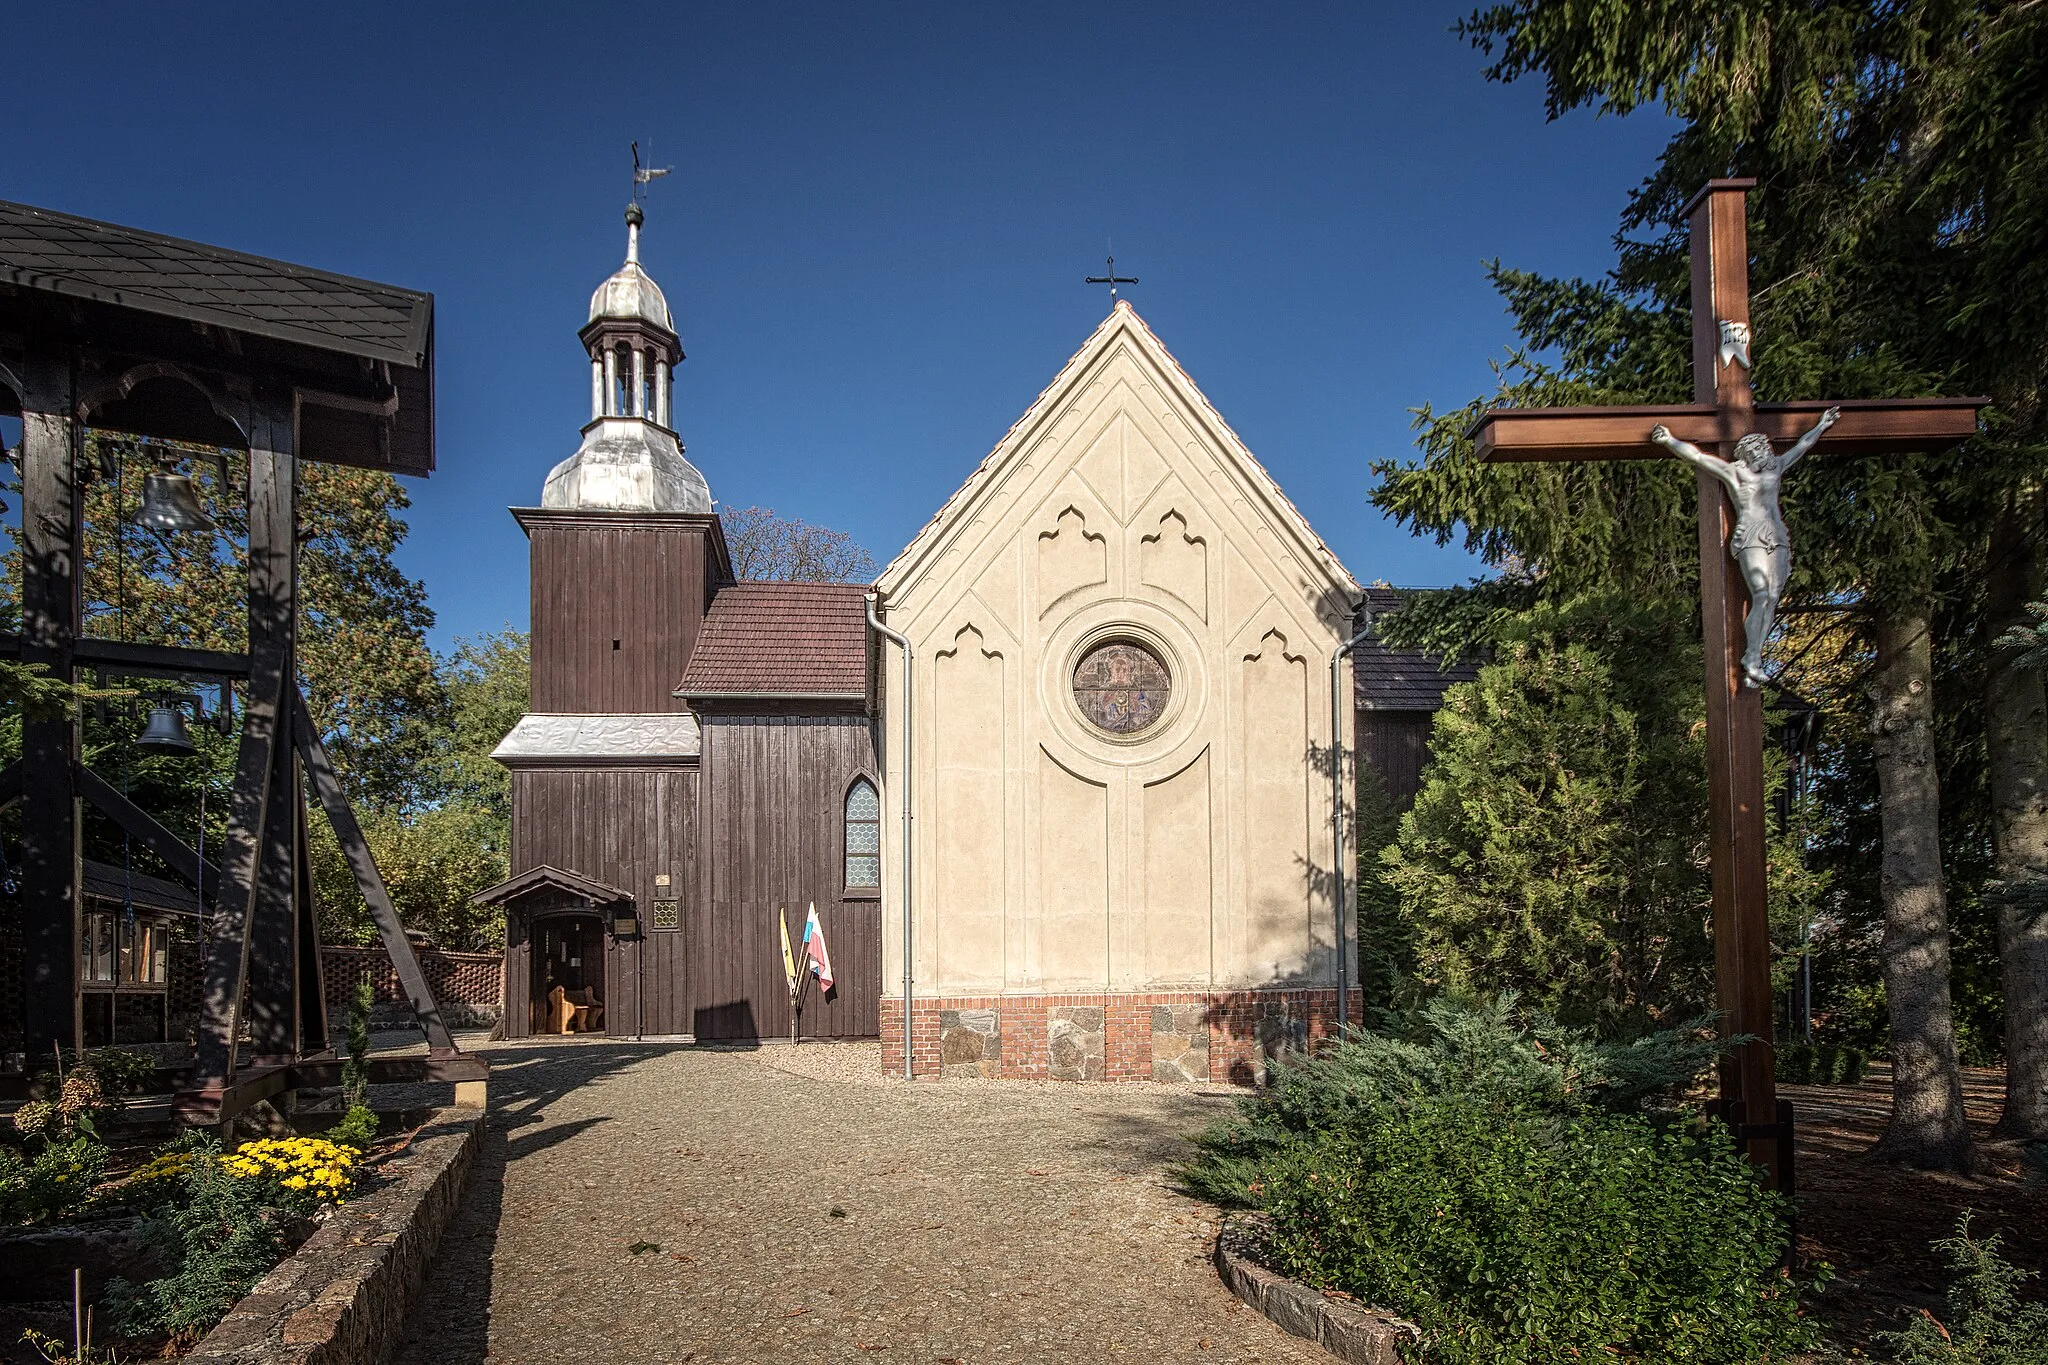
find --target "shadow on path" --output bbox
[391,1042,691,1365]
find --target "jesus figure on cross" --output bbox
[1651,406,1840,687]
[1470,178,1985,1191]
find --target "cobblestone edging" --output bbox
[186,1104,484,1365]
[1213,1214,1419,1365]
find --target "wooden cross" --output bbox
[1085,254,1138,300]
[1470,179,1985,1190]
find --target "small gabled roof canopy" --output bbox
[0,199,435,475]
[0,200,432,367]
[81,859,203,918]
[470,864,633,908]
[675,581,871,701]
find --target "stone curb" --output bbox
[1212,1214,1418,1365]
[186,1104,484,1365]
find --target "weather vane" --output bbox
[631,140,672,203]
[1085,248,1137,300]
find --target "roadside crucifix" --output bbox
[1470,179,1985,1190]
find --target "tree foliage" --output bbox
[1379,597,1821,1031]
[1368,5,2047,1111]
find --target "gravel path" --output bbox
[393,1039,1326,1364]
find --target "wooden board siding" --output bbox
[1357,709,1436,810]
[527,514,718,713]
[695,714,881,1041]
[508,766,699,1037]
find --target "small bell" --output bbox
[138,467,215,534]
[137,703,197,756]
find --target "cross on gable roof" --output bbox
[876,301,1358,603]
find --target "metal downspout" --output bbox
[1329,607,1373,1039]
[866,592,915,1080]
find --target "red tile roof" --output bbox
[675,581,871,698]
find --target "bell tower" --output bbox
[503,200,730,728]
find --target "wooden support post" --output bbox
[294,696,459,1055]
[245,704,303,1061]
[294,792,330,1053]
[1689,183,1780,1185]
[194,394,295,1083]
[18,347,82,1062]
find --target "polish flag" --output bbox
[801,903,835,992]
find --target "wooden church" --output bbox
[480,204,1467,1079]
[474,203,881,1043]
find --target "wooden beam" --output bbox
[246,390,305,1063]
[295,782,330,1053]
[17,345,82,1061]
[74,638,251,679]
[1472,397,1986,463]
[75,766,223,901]
[294,695,459,1055]
[193,392,292,1084]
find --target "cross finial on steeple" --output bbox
[1085,251,1138,300]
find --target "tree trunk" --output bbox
[1869,605,1978,1169]
[1984,488,2048,1140]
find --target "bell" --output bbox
[136,703,197,756]
[137,468,215,534]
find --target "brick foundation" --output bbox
[881,988,1362,1084]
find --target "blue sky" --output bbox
[5,3,1676,651]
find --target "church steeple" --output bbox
[540,202,711,513]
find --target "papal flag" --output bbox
[801,902,835,992]
[778,907,798,994]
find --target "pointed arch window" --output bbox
[844,778,881,890]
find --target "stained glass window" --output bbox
[845,778,881,888]
[1073,640,1171,735]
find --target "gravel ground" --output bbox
[392,1039,1327,1365]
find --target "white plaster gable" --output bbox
[877,301,1360,609]
[873,302,1363,1001]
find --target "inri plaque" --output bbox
[1073,641,1170,735]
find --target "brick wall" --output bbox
[321,946,503,1029]
[0,932,504,1051]
[880,987,1363,1085]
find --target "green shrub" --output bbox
[104,1141,287,1344]
[1884,1213,2048,1365]
[326,1104,379,1150]
[1259,1098,1821,1364]
[342,977,374,1111]
[1182,993,1721,1207]
[1775,1044,1868,1086]
[0,1137,110,1225]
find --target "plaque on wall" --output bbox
[1072,640,1170,735]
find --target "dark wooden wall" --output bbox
[1357,709,1436,810]
[694,712,880,1041]
[523,511,721,713]
[507,767,699,1037]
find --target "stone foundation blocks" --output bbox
[1045,1005,1105,1081]
[1150,1004,1209,1083]
[938,1008,1002,1077]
